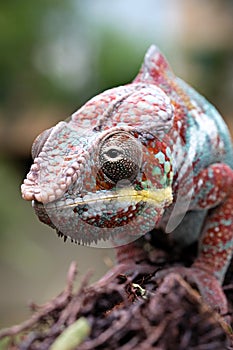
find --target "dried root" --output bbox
[1,256,233,350]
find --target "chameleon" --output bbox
[21,45,233,314]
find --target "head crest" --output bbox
[134,45,174,85]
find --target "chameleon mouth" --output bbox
[33,186,173,247]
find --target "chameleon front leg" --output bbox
[114,239,160,275]
[155,163,233,314]
[115,239,148,264]
[187,197,233,314]
[97,241,158,286]
[180,163,233,313]
[191,163,233,282]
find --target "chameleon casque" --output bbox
[21,45,233,314]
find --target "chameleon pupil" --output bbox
[106,149,120,159]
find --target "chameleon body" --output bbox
[21,46,233,313]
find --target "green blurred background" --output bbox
[0,0,233,328]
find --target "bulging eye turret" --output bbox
[99,132,142,184]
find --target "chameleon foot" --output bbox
[156,266,228,315]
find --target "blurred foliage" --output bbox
[94,28,144,90]
[187,48,233,113]
[1,0,232,127]
[0,1,144,118]
[0,0,75,111]
[0,0,149,161]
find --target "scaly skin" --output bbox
[21,45,233,314]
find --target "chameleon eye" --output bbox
[103,146,123,161]
[99,132,142,184]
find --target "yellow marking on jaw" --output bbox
[45,186,173,210]
[131,187,173,206]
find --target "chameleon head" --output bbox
[21,47,174,247]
